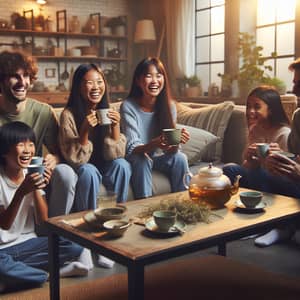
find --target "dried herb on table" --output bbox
[137,198,213,224]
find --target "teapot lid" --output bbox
[198,163,222,178]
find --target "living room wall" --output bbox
[0,0,133,87]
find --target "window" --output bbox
[195,0,225,94]
[256,0,296,92]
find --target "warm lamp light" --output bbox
[134,19,156,43]
[37,0,47,4]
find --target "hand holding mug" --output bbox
[180,127,190,144]
[107,109,120,126]
[86,110,98,128]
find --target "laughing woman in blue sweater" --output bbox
[120,57,190,199]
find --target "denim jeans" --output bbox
[223,163,300,198]
[73,159,132,209]
[0,237,82,289]
[127,151,189,199]
[47,163,78,217]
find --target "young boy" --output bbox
[0,122,90,293]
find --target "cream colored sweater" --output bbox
[58,108,126,168]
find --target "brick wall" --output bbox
[0,0,130,88]
[0,0,129,21]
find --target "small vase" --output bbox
[69,16,81,33]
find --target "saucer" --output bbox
[235,199,266,212]
[145,217,186,236]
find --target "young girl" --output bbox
[59,63,131,268]
[223,85,290,193]
[0,122,89,293]
[223,85,292,247]
[120,57,190,199]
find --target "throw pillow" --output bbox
[176,101,235,162]
[177,124,219,165]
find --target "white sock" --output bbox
[97,255,115,269]
[59,261,89,277]
[254,228,292,247]
[79,248,94,270]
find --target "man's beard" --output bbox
[2,85,27,104]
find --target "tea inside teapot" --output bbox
[183,163,241,209]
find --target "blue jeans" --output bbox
[47,163,78,217]
[74,159,131,209]
[127,151,189,199]
[0,237,82,290]
[223,163,300,198]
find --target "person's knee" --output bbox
[113,158,132,175]
[128,154,152,169]
[77,163,102,181]
[173,152,188,166]
[52,164,78,186]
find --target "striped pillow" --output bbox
[177,101,234,162]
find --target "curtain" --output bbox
[164,0,195,83]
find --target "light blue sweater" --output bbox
[120,98,177,156]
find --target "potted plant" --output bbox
[262,76,287,95]
[104,66,127,91]
[179,75,202,97]
[219,32,279,99]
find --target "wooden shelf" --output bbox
[0,28,127,40]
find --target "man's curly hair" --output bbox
[0,50,38,92]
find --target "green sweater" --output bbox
[0,98,59,156]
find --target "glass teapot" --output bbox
[183,163,241,209]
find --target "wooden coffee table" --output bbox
[45,189,300,300]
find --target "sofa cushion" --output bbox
[176,101,235,162]
[177,124,219,165]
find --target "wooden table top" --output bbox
[45,189,300,263]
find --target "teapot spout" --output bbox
[230,175,242,195]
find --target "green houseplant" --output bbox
[177,75,202,97]
[219,32,284,99]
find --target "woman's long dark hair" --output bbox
[128,57,175,130]
[247,85,290,127]
[65,63,110,160]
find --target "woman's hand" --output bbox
[43,153,59,170]
[180,127,190,144]
[86,110,98,128]
[108,109,120,127]
[264,152,300,182]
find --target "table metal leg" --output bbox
[128,263,144,300]
[218,242,226,256]
[48,233,60,300]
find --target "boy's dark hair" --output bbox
[0,121,36,166]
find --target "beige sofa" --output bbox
[53,100,248,200]
[108,100,248,200]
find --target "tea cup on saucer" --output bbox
[239,191,263,208]
[153,210,177,232]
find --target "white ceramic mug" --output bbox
[96,109,111,125]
